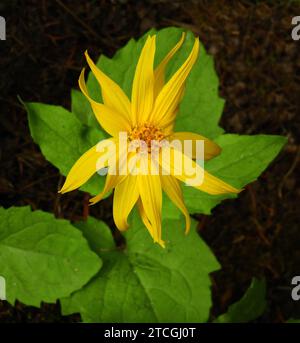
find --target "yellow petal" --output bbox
[154,32,185,99]
[131,35,156,125]
[137,199,165,248]
[160,87,185,136]
[160,146,241,195]
[90,174,127,205]
[113,175,139,231]
[161,175,191,234]
[89,146,130,205]
[169,131,221,161]
[59,138,114,194]
[137,156,164,247]
[137,198,151,230]
[151,37,200,129]
[85,51,132,123]
[79,69,131,136]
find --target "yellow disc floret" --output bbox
[128,123,165,149]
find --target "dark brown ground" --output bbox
[0,0,299,323]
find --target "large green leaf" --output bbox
[0,206,101,307]
[61,214,220,323]
[214,278,267,323]
[183,134,287,214]
[25,102,107,196]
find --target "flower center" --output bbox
[128,123,165,149]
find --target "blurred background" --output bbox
[0,0,299,322]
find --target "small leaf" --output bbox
[183,134,287,214]
[0,207,102,307]
[214,278,267,323]
[61,214,220,323]
[25,102,107,196]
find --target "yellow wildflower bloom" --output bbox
[59,33,240,247]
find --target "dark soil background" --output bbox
[0,0,300,323]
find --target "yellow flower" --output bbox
[59,33,240,247]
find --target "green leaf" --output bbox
[214,278,267,323]
[207,134,287,187]
[183,134,287,214]
[71,89,100,129]
[0,206,102,307]
[74,217,115,253]
[286,318,300,323]
[61,214,220,323]
[25,102,107,196]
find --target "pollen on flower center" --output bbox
[128,123,165,149]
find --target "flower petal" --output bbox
[85,51,132,123]
[137,199,165,248]
[137,156,164,247]
[90,173,127,205]
[169,131,221,161]
[151,37,200,129]
[153,32,185,99]
[59,138,114,194]
[161,87,185,136]
[137,198,153,237]
[79,69,131,136]
[89,145,130,205]
[113,175,139,231]
[131,35,156,125]
[161,175,191,233]
[160,146,241,195]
